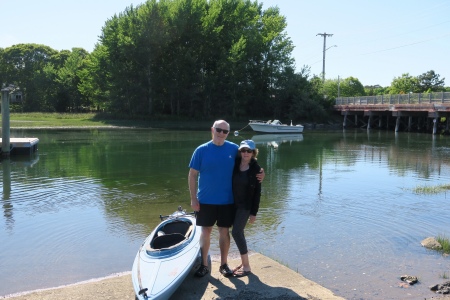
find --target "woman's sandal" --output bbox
[233,264,251,277]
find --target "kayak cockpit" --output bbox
[145,219,195,255]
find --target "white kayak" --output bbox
[131,206,201,300]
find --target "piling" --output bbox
[1,86,11,157]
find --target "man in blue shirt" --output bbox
[189,120,263,277]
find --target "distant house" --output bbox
[10,90,23,103]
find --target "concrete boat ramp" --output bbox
[1,253,345,300]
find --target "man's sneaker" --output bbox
[219,263,233,277]
[194,264,209,277]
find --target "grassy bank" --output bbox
[1,112,250,130]
[5,112,114,128]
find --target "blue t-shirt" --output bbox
[189,140,238,205]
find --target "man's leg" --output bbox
[200,226,212,266]
[218,226,230,265]
[218,226,234,277]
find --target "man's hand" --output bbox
[191,198,200,212]
[256,167,265,183]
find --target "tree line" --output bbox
[1,0,448,122]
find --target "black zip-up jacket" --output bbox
[232,157,262,216]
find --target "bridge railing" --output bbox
[336,92,450,105]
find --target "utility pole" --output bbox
[337,75,340,98]
[316,32,333,82]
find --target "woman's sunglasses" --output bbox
[240,148,253,153]
[214,127,229,134]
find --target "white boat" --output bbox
[132,206,201,300]
[248,120,304,133]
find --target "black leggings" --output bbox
[232,209,250,255]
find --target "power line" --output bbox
[360,32,450,56]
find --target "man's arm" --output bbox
[188,168,200,211]
[256,167,265,182]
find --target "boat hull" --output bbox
[249,120,304,133]
[132,210,201,300]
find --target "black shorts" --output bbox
[196,203,234,228]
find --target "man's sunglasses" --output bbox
[240,148,253,153]
[214,127,229,134]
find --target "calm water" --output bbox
[1,128,450,299]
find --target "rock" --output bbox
[421,237,442,250]
[401,275,418,285]
[430,281,450,294]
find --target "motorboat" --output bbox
[248,120,304,133]
[131,206,201,300]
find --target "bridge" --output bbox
[334,92,450,134]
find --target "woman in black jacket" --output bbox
[231,140,262,277]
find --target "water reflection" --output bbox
[2,158,12,230]
[0,129,449,300]
[2,154,39,231]
[251,133,303,149]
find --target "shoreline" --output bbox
[1,253,345,300]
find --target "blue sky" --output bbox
[1,0,449,87]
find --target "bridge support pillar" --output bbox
[433,118,437,135]
[408,116,412,131]
[395,116,400,132]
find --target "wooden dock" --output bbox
[0,138,39,155]
[335,92,450,133]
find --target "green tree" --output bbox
[160,0,205,116]
[78,46,111,111]
[53,48,89,112]
[281,67,327,122]
[417,70,445,92]
[322,78,339,100]
[339,76,365,97]
[0,48,5,87]
[1,44,57,111]
[389,73,419,94]
[322,76,365,103]
[364,85,388,96]
[92,0,295,119]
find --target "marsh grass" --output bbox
[440,271,449,279]
[436,235,450,254]
[412,184,450,194]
